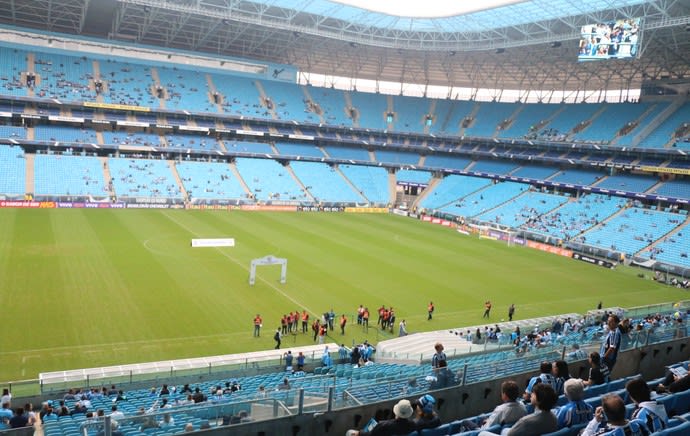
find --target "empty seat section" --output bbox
[464,102,518,138]
[397,169,432,185]
[423,154,471,170]
[521,193,627,240]
[0,145,26,195]
[339,164,389,204]
[638,103,690,148]
[34,125,97,143]
[375,150,420,165]
[427,99,475,135]
[210,75,263,118]
[440,181,527,217]
[34,155,107,197]
[323,145,370,161]
[275,143,324,158]
[550,169,604,185]
[471,160,519,175]
[156,66,214,112]
[308,88,350,126]
[350,92,387,130]
[616,102,669,146]
[108,157,183,199]
[545,103,603,138]
[225,141,274,155]
[235,158,306,202]
[175,161,247,201]
[498,103,561,139]
[573,103,650,142]
[290,161,362,203]
[260,80,316,123]
[595,174,657,193]
[475,191,568,227]
[419,175,492,210]
[652,181,690,200]
[511,165,559,180]
[0,125,26,139]
[392,95,428,133]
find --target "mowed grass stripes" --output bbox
[0,209,685,382]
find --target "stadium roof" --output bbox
[0,0,688,92]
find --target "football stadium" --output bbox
[0,0,689,434]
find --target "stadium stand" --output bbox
[616,102,670,146]
[550,169,604,185]
[521,193,627,241]
[595,174,658,193]
[33,125,97,143]
[224,141,274,155]
[423,154,471,170]
[210,74,263,117]
[290,161,364,203]
[396,169,432,185]
[33,154,108,197]
[339,164,389,204]
[307,87,351,126]
[375,149,421,165]
[471,160,519,175]
[322,145,371,161]
[108,157,183,199]
[349,91,387,130]
[274,142,325,158]
[439,181,528,217]
[392,95,429,133]
[33,52,94,101]
[155,66,215,112]
[234,157,306,202]
[260,80,318,123]
[638,103,690,148]
[165,134,219,151]
[474,191,568,227]
[0,144,26,195]
[578,207,682,256]
[464,102,518,138]
[0,46,28,97]
[510,165,559,180]
[175,161,247,202]
[652,181,690,200]
[102,130,161,147]
[99,59,157,107]
[640,226,690,268]
[498,103,561,139]
[572,103,651,143]
[0,125,27,139]
[419,175,492,210]
[543,103,603,140]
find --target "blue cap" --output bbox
[418,394,435,413]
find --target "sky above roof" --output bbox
[259,0,648,32]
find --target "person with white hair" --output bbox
[345,399,417,436]
[556,378,593,429]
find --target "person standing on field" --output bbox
[428,302,434,320]
[508,304,515,321]
[340,314,347,335]
[253,314,262,337]
[483,301,492,319]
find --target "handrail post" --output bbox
[327,386,334,412]
[298,388,305,415]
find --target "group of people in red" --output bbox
[376,305,396,332]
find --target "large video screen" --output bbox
[578,18,641,61]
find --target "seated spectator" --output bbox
[139,416,160,432]
[109,404,125,423]
[581,394,649,436]
[184,422,194,432]
[0,404,12,421]
[626,378,668,432]
[277,377,291,390]
[458,380,526,431]
[9,407,28,428]
[553,360,571,396]
[583,352,610,386]
[481,383,558,436]
[523,361,555,401]
[412,394,441,431]
[346,399,417,436]
[96,421,124,436]
[1,389,11,407]
[656,368,690,394]
[556,378,593,428]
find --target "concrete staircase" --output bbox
[253,81,278,119]
[412,176,442,210]
[228,162,252,199]
[99,157,114,198]
[285,163,316,203]
[368,150,376,162]
[334,165,368,203]
[424,99,437,134]
[301,86,325,123]
[343,91,357,127]
[459,102,482,136]
[388,171,396,205]
[632,99,686,147]
[167,160,188,200]
[494,105,525,138]
[150,68,166,109]
[24,153,35,195]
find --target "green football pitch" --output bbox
[0,208,686,383]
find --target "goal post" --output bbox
[249,255,287,285]
[476,225,517,247]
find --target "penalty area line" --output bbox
[161,211,316,315]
